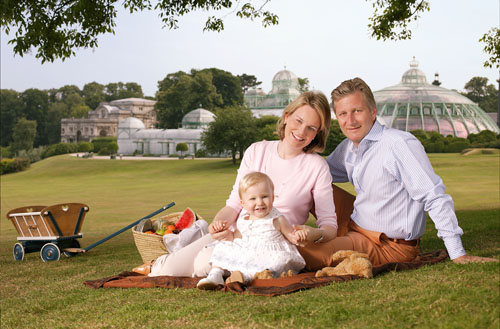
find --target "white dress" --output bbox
[209,208,305,282]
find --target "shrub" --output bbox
[77,142,94,152]
[0,159,14,174]
[17,147,45,163]
[1,146,12,159]
[92,137,117,153]
[42,143,78,158]
[107,142,118,154]
[98,147,110,155]
[425,141,445,153]
[0,157,30,175]
[445,140,471,153]
[195,149,207,158]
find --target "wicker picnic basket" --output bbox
[132,211,201,263]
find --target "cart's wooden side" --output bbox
[41,203,89,237]
[6,203,89,239]
[6,206,55,238]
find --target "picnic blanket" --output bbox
[83,249,448,296]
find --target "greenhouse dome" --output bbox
[374,58,499,138]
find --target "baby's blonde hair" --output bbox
[238,172,274,199]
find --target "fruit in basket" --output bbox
[155,228,165,236]
[175,208,196,230]
[145,230,155,234]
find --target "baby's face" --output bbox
[241,181,274,219]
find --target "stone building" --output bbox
[117,108,215,156]
[60,98,156,143]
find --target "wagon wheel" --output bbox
[40,243,61,262]
[63,240,81,257]
[13,243,25,261]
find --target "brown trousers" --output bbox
[298,185,420,271]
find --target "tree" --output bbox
[463,77,498,113]
[1,1,278,63]
[0,89,24,147]
[176,142,188,157]
[156,70,222,128]
[479,28,500,68]
[104,82,144,101]
[255,115,279,141]
[202,106,258,164]
[82,82,106,109]
[237,74,262,93]
[196,68,244,106]
[298,77,310,93]
[155,68,247,128]
[11,118,37,155]
[321,120,345,156]
[367,0,499,68]
[20,88,49,147]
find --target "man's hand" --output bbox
[453,255,498,264]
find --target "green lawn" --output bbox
[1,154,498,329]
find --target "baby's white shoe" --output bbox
[197,271,224,290]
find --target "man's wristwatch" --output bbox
[314,231,324,244]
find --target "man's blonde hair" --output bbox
[331,77,376,113]
[276,91,331,153]
[238,172,274,199]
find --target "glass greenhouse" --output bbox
[374,58,499,138]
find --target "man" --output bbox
[300,77,495,269]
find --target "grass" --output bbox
[1,153,499,329]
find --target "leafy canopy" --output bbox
[1,0,278,63]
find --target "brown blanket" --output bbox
[83,250,448,296]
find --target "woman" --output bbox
[146,91,338,277]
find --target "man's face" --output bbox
[335,91,377,148]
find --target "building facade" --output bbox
[374,58,499,137]
[61,98,157,143]
[244,68,302,118]
[117,108,215,156]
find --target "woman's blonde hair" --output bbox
[276,91,331,153]
[238,172,274,199]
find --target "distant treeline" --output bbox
[0,82,145,148]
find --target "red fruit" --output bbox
[175,208,196,230]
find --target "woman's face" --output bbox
[283,105,321,151]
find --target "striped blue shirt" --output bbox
[326,121,466,259]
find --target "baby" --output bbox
[197,171,305,289]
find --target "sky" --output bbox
[1,0,499,98]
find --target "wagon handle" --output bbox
[82,202,175,252]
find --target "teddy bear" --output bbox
[315,250,373,278]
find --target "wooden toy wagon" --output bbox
[6,201,176,262]
[6,203,89,262]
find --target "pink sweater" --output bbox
[226,141,337,229]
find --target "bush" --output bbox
[425,141,445,153]
[445,140,471,153]
[0,157,30,175]
[468,130,497,144]
[42,143,78,158]
[17,147,45,163]
[98,147,110,155]
[107,142,118,154]
[77,142,94,152]
[92,137,117,153]
[1,146,12,159]
[0,159,14,174]
[195,149,207,158]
